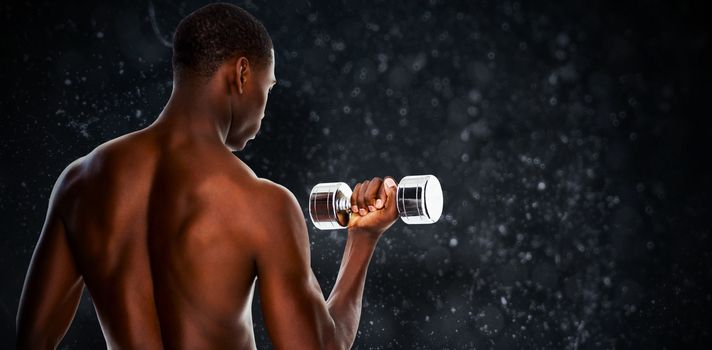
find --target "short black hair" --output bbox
[172,3,273,80]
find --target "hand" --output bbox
[347,176,399,238]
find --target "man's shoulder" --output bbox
[255,179,301,210]
[58,130,154,183]
[52,156,87,194]
[245,179,307,241]
[62,132,163,196]
[57,133,136,178]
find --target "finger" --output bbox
[383,176,399,217]
[357,180,369,216]
[375,177,387,209]
[351,183,361,213]
[365,177,383,212]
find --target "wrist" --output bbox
[346,228,382,244]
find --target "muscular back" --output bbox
[57,129,268,348]
[19,122,394,350]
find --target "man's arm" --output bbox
[17,163,84,349]
[255,177,398,350]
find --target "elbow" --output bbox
[321,324,340,350]
[323,339,349,350]
[322,320,352,350]
[323,340,347,350]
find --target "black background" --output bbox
[1,0,711,348]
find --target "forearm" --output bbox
[325,228,379,349]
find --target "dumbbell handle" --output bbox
[333,196,352,213]
[309,175,443,230]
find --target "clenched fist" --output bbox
[347,176,400,237]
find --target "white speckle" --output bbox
[548,73,558,85]
[64,79,72,86]
[332,41,346,51]
[460,129,470,141]
[449,237,458,247]
[500,296,507,305]
[537,181,547,191]
[468,89,482,103]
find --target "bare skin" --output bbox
[16,49,400,349]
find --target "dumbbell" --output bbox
[309,175,443,230]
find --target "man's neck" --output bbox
[150,77,231,147]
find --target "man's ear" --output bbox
[235,57,250,95]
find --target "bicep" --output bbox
[17,167,84,347]
[255,186,335,350]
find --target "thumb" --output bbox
[383,176,399,217]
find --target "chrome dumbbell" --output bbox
[309,175,443,230]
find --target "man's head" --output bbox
[172,3,276,151]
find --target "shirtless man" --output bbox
[16,3,399,349]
